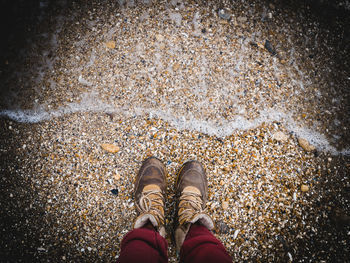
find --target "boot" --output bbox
[174,161,214,251]
[133,157,167,237]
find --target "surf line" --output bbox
[0,102,349,156]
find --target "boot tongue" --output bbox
[143,184,161,192]
[142,184,163,205]
[179,186,202,207]
[178,186,203,225]
[183,186,201,195]
[139,184,164,225]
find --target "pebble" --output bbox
[216,220,230,234]
[237,16,247,23]
[155,34,164,42]
[105,41,116,49]
[101,143,120,153]
[293,192,297,201]
[111,188,119,195]
[222,201,229,210]
[298,138,316,152]
[172,62,180,71]
[114,172,121,181]
[272,131,288,142]
[233,229,240,239]
[301,184,309,192]
[264,40,276,55]
[222,166,230,172]
[218,8,232,20]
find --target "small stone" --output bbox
[216,220,230,234]
[273,131,288,142]
[218,159,224,165]
[280,59,287,64]
[101,144,120,153]
[173,62,180,71]
[237,16,247,23]
[114,172,121,181]
[298,138,316,152]
[301,184,309,192]
[222,166,230,172]
[293,192,297,200]
[222,201,229,210]
[218,8,231,20]
[264,40,276,55]
[155,34,164,42]
[233,229,240,239]
[105,41,116,49]
[111,188,119,195]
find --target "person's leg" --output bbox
[179,223,231,263]
[174,161,232,263]
[118,225,168,263]
[117,157,169,263]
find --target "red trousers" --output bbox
[117,224,232,263]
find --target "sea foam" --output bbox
[0,95,348,156]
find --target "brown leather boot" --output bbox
[133,157,167,237]
[174,161,214,251]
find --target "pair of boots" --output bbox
[133,157,214,251]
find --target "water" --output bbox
[0,0,349,156]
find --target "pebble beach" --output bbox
[0,0,349,262]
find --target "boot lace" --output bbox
[178,191,205,225]
[136,190,164,224]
